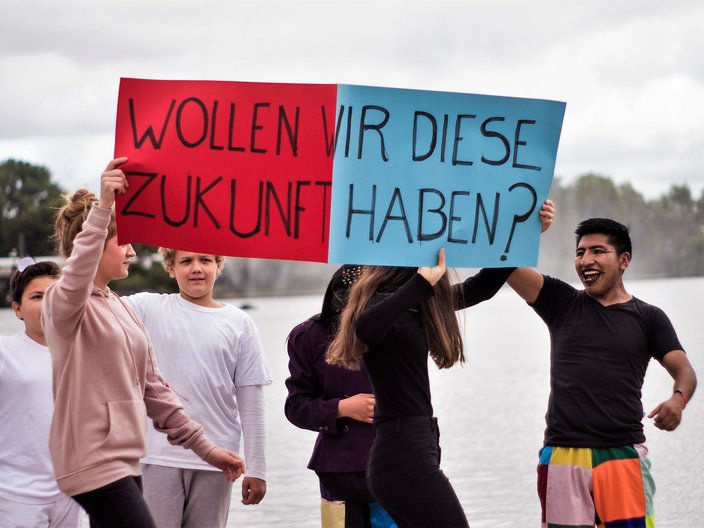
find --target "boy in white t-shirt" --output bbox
[124,249,272,528]
[0,260,83,527]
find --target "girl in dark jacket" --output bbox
[285,265,394,528]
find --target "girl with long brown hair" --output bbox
[327,204,554,527]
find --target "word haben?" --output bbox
[343,182,536,249]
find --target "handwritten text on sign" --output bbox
[328,85,565,267]
[114,78,337,262]
[114,79,565,266]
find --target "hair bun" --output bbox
[60,189,95,221]
[54,188,99,258]
[69,188,95,203]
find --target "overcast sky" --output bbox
[1,0,702,199]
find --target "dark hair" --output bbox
[9,261,62,304]
[313,265,355,329]
[575,218,632,256]
[326,265,463,370]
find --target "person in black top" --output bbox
[507,217,697,527]
[324,201,554,528]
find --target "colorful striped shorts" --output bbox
[538,444,655,528]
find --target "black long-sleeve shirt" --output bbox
[356,268,514,419]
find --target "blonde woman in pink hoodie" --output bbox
[42,157,245,528]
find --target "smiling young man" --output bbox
[507,218,697,528]
[123,249,272,528]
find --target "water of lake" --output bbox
[1,277,701,527]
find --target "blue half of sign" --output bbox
[327,84,565,268]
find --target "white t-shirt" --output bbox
[124,293,272,477]
[0,333,64,503]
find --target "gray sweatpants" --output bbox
[142,463,233,528]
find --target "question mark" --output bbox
[501,182,537,261]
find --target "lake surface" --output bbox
[1,277,701,527]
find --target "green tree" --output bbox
[0,159,65,257]
[538,174,704,279]
[696,189,704,224]
[649,185,703,277]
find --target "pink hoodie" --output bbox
[42,204,215,496]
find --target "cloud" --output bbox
[1,0,702,199]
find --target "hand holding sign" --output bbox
[540,200,555,233]
[418,248,447,286]
[99,157,129,210]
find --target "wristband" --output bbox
[674,389,688,408]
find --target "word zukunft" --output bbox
[121,171,332,242]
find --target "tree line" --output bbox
[1,159,703,297]
[540,174,704,279]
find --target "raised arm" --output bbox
[43,158,128,337]
[506,199,554,303]
[99,157,129,209]
[43,205,110,337]
[355,274,435,346]
[507,268,545,304]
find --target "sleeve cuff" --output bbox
[85,202,113,231]
[190,436,218,461]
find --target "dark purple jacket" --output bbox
[285,318,374,473]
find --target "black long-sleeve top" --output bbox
[356,268,514,419]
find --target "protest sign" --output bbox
[114,78,337,262]
[114,79,564,266]
[328,85,565,267]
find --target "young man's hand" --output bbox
[540,199,555,233]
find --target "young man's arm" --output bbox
[506,199,554,303]
[507,268,544,304]
[647,350,697,431]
